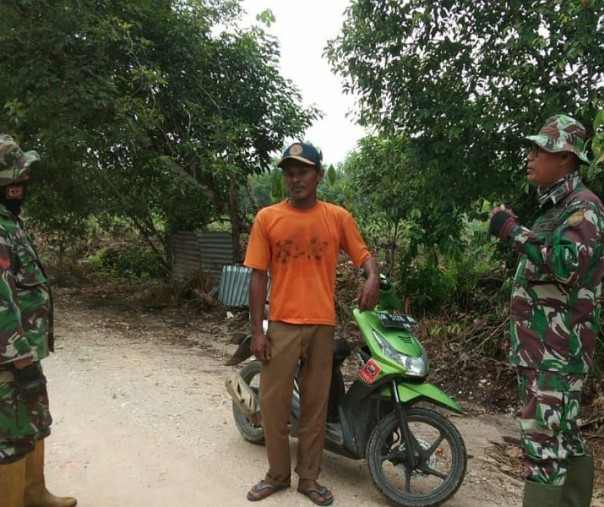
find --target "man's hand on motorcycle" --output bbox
[251,333,271,362]
[356,277,380,311]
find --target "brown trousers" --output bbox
[259,321,334,485]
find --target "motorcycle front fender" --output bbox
[380,382,464,414]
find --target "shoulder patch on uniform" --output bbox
[566,210,584,227]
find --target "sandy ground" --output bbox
[38,287,601,506]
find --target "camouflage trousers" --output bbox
[517,366,588,485]
[0,375,52,464]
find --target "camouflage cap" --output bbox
[0,134,40,186]
[524,114,590,164]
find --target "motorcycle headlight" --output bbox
[372,329,428,378]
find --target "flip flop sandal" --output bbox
[297,485,334,506]
[247,480,289,502]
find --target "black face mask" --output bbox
[0,182,28,216]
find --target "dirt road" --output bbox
[37,286,597,506]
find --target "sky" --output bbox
[240,0,366,166]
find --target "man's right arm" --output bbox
[248,269,271,361]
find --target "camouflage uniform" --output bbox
[0,136,53,464]
[501,116,604,486]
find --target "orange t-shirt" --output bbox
[244,200,372,325]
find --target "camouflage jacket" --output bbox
[509,175,604,374]
[0,205,52,365]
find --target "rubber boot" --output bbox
[0,458,26,507]
[23,439,77,507]
[523,480,562,507]
[561,455,594,507]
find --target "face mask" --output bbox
[0,182,28,216]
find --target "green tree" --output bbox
[0,0,318,252]
[587,106,604,192]
[326,0,604,224]
[341,136,418,267]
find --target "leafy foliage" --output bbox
[80,244,166,284]
[398,213,503,314]
[339,134,463,273]
[326,0,604,226]
[587,104,604,192]
[0,0,318,245]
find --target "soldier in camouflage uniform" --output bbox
[0,135,76,507]
[489,115,603,507]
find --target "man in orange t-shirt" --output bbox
[244,142,379,505]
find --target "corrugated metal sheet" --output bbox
[217,265,272,307]
[170,231,203,284]
[169,231,234,285]
[199,232,234,283]
[218,265,252,307]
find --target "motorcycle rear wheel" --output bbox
[366,407,467,507]
[232,361,265,445]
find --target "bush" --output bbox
[397,262,455,313]
[396,215,504,315]
[85,245,166,283]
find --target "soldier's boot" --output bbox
[522,480,562,507]
[561,455,594,507]
[0,458,26,507]
[23,439,77,507]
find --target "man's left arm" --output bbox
[491,202,604,285]
[339,210,380,310]
[357,257,380,311]
[528,203,603,285]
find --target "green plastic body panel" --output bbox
[353,308,424,377]
[380,381,464,414]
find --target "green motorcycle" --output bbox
[226,272,467,506]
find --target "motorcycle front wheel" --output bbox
[366,407,467,507]
[232,361,265,445]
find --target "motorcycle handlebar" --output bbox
[359,268,391,291]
